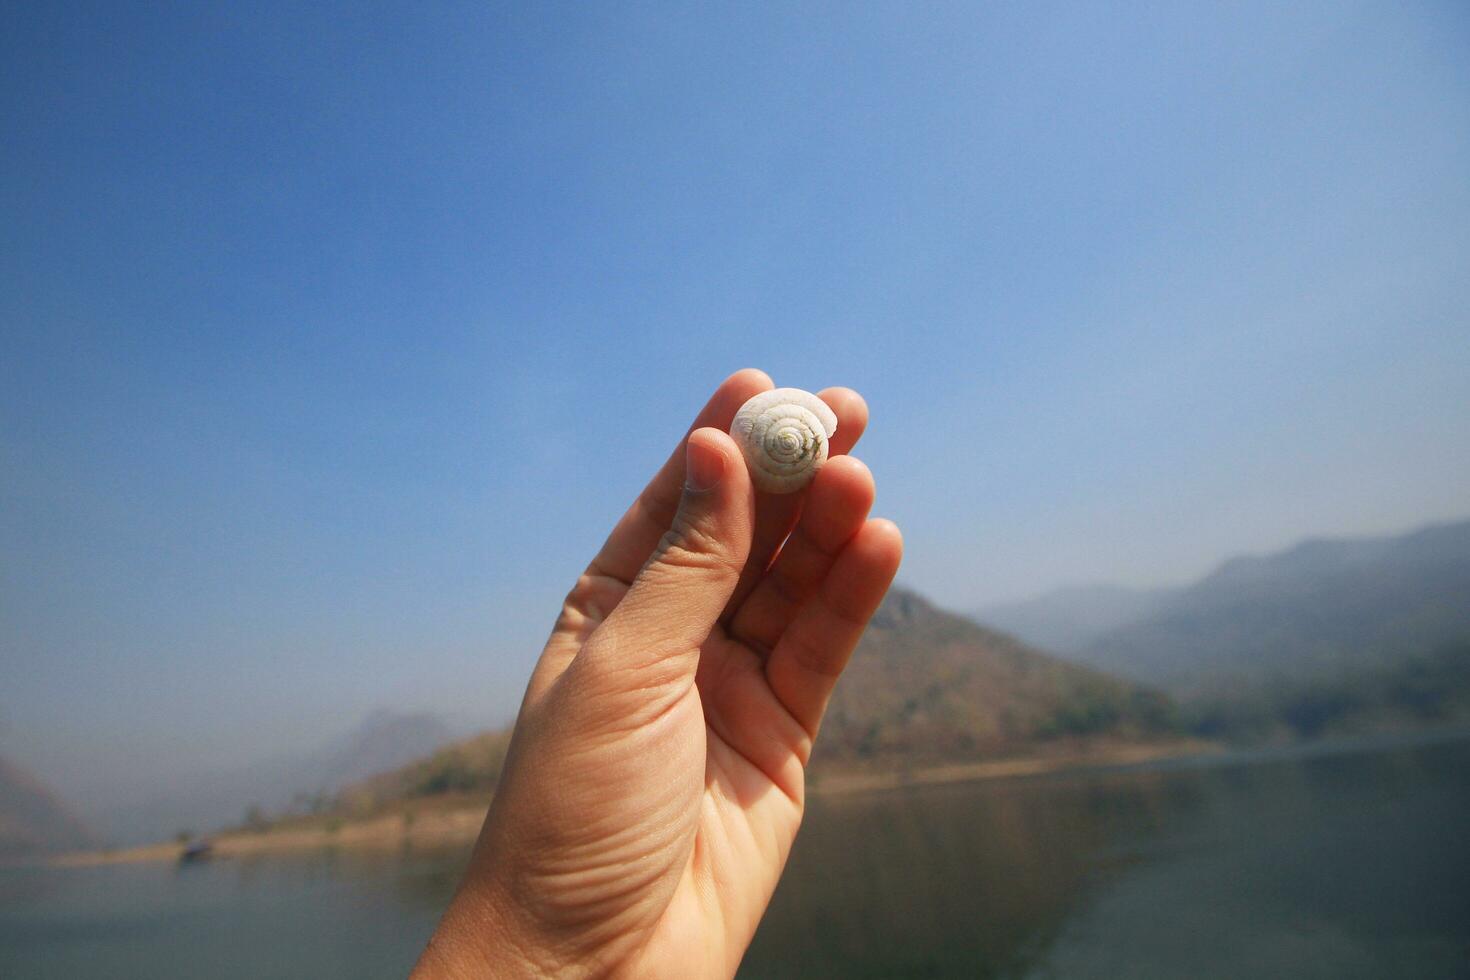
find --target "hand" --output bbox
[414,369,903,979]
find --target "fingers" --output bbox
[763,519,903,736]
[579,428,756,696]
[727,456,876,654]
[586,369,772,588]
[721,387,869,620]
[525,371,770,707]
[816,387,869,457]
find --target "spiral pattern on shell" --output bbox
[729,388,839,494]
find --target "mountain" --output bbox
[98,709,459,843]
[1184,639,1470,739]
[1081,520,1470,688]
[813,589,1176,764]
[1070,519,1470,737]
[976,584,1174,655]
[308,709,459,791]
[337,728,515,813]
[334,588,1178,812]
[0,754,94,857]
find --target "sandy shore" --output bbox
[51,739,1214,868]
[806,738,1217,796]
[51,803,491,867]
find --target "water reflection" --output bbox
[2,734,1467,979]
[742,769,1209,978]
[222,843,472,916]
[1029,740,1470,980]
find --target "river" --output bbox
[3,731,1467,978]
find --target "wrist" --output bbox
[413,878,569,979]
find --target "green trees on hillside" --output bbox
[1187,641,1470,740]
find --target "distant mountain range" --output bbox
[88,709,459,845]
[335,588,1177,813]
[983,519,1470,738]
[307,709,460,792]
[25,520,1468,847]
[0,754,93,858]
[978,584,1172,656]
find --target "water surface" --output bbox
[3,733,1466,979]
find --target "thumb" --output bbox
[582,427,754,687]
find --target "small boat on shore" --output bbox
[178,840,214,864]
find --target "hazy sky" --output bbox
[3,2,1468,831]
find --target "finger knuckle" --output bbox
[652,517,732,574]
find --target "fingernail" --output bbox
[685,438,725,493]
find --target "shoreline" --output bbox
[806,738,1219,797]
[48,739,1214,868]
[49,802,491,868]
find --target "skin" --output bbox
[414,369,904,979]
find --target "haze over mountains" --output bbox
[0,754,93,858]
[335,588,1178,815]
[276,519,1470,824]
[982,519,1470,737]
[978,585,1172,658]
[78,710,457,846]
[177,518,1470,830]
[9,520,1467,852]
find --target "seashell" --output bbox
[729,388,838,494]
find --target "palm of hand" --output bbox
[523,618,808,978]
[421,371,901,979]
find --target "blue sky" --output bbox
[3,2,1468,833]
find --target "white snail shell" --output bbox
[729,388,838,494]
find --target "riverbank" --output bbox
[50,797,492,867]
[50,738,1215,867]
[808,737,1218,796]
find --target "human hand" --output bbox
[414,369,903,978]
